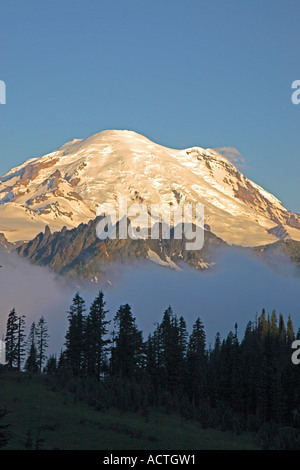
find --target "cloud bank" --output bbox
[0,248,299,355]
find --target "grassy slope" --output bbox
[0,372,259,450]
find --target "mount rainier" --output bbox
[0,129,300,249]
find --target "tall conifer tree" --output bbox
[65,293,86,376]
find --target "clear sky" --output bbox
[1,0,299,211]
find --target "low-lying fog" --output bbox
[0,248,299,355]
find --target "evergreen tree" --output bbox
[278,314,287,344]
[178,316,188,359]
[111,304,143,378]
[25,322,39,373]
[36,316,49,373]
[270,310,278,339]
[214,332,221,354]
[186,317,207,405]
[5,309,18,369]
[239,321,258,419]
[157,306,183,392]
[25,342,39,373]
[145,333,156,376]
[287,315,295,345]
[84,291,110,380]
[258,309,268,339]
[16,315,26,371]
[207,332,222,408]
[65,293,86,376]
[44,355,57,375]
[187,318,206,357]
[57,349,68,372]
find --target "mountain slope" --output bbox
[1,371,258,450]
[1,129,300,246]
[254,239,300,272]
[16,219,225,280]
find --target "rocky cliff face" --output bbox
[16,219,226,279]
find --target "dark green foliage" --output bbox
[36,316,49,373]
[5,311,26,370]
[25,322,39,373]
[186,318,207,406]
[59,298,300,449]
[111,304,144,378]
[152,307,186,393]
[16,315,26,371]
[65,293,86,376]
[25,342,39,373]
[84,291,110,380]
[287,315,295,345]
[5,309,19,368]
[4,295,300,450]
[44,355,57,375]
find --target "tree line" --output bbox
[4,310,49,373]
[3,291,300,449]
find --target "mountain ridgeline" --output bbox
[16,218,225,279]
[11,217,300,280]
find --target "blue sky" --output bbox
[1,0,300,211]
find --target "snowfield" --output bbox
[0,129,299,246]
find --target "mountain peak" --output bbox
[0,129,299,246]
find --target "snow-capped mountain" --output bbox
[1,129,300,246]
